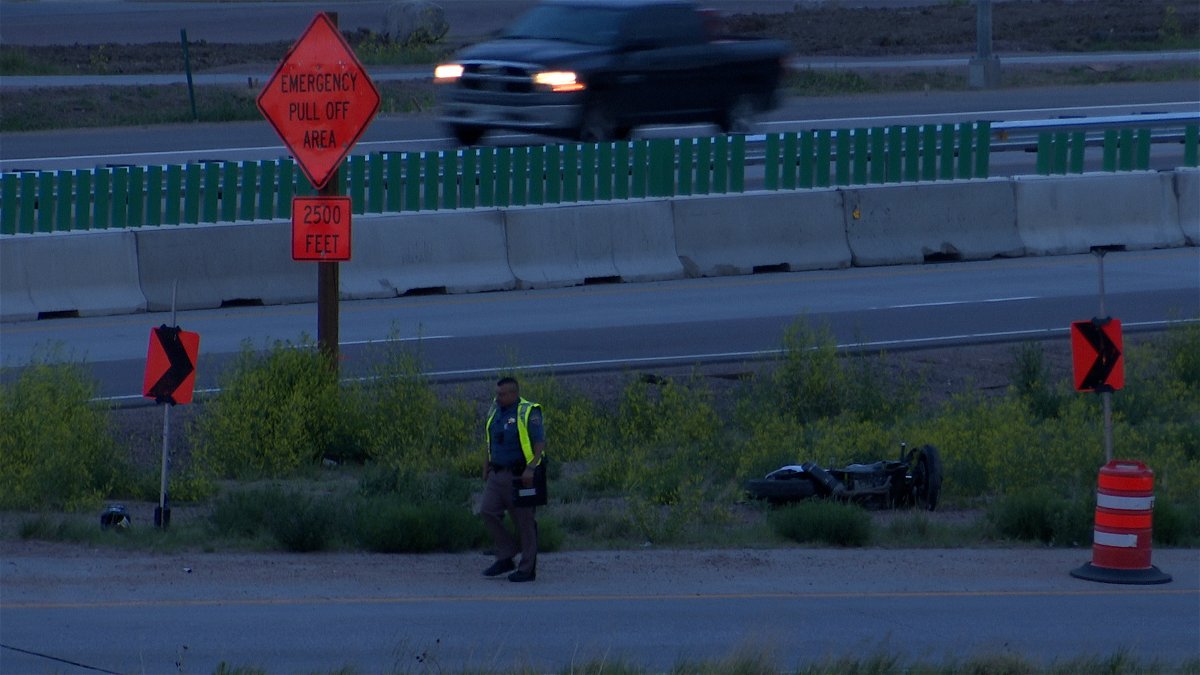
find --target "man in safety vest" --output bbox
[480,376,545,582]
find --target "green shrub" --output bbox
[1154,499,1200,547]
[988,488,1093,546]
[192,339,362,479]
[1010,341,1067,419]
[268,493,339,552]
[0,360,127,510]
[358,466,476,506]
[354,495,484,553]
[768,500,872,547]
[19,514,96,543]
[210,487,295,538]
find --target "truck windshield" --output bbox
[501,5,625,46]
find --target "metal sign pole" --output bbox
[1094,247,1114,463]
[317,12,340,373]
[156,280,178,528]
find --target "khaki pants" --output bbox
[480,468,537,573]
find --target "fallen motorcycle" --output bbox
[745,443,943,510]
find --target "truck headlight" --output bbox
[533,71,584,92]
[434,64,464,82]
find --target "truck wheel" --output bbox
[912,444,943,511]
[449,124,485,146]
[577,105,628,143]
[719,94,757,135]
[745,478,817,504]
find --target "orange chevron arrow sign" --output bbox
[143,325,200,405]
[1071,318,1123,392]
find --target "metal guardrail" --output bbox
[2,116,1197,235]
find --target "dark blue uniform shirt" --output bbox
[489,404,544,468]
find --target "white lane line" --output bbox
[880,296,1038,310]
[339,335,452,346]
[760,102,1200,129]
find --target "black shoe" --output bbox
[508,569,536,583]
[482,559,515,577]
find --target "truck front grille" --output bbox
[460,62,536,94]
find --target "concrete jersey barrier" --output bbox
[341,210,515,299]
[0,230,145,322]
[671,190,850,276]
[504,199,683,289]
[842,179,1024,266]
[1174,167,1199,246]
[1014,172,1185,255]
[136,221,316,312]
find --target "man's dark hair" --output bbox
[497,376,519,391]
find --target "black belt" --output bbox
[489,462,524,472]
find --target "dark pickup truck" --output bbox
[433,0,790,144]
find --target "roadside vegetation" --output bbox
[3,321,1198,553]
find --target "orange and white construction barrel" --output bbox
[1071,460,1171,584]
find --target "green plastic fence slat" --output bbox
[974,120,993,177]
[94,168,111,229]
[939,125,955,180]
[495,147,511,206]
[473,150,492,207]
[694,137,711,194]
[712,136,727,194]
[143,166,163,226]
[461,147,477,209]
[764,133,780,191]
[506,148,525,206]
[511,146,527,206]
[236,162,255,221]
[869,127,886,184]
[19,173,36,234]
[1135,128,1151,170]
[648,139,668,197]
[164,165,181,225]
[256,161,274,220]
[957,122,974,179]
[545,144,561,204]
[815,130,831,188]
[583,142,597,200]
[56,170,74,231]
[597,142,614,200]
[835,130,851,186]
[1036,132,1052,175]
[886,126,902,183]
[921,125,937,181]
[217,162,235,222]
[660,139,676,196]
[631,140,647,198]
[183,164,201,223]
[678,138,693,195]
[37,171,55,232]
[904,126,921,182]
[278,160,294,218]
[853,128,870,184]
[1054,131,1069,174]
[564,144,580,202]
[1069,131,1086,174]
[75,170,92,231]
[111,167,129,228]
[1184,125,1199,167]
[403,153,420,210]
[798,132,814,189]
[423,151,439,210]
[528,145,544,205]
[349,155,365,213]
[368,154,384,213]
[442,150,458,209]
[201,163,219,223]
[781,132,797,190]
[128,167,145,228]
[1118,129,1134,171]
[1,174,16,235]
[730,135,745,193]
[386,153,403,211]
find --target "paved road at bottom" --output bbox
[1,548,1197,672]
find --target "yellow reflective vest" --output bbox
[485,398,542,466]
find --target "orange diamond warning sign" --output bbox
[257,12,380,190]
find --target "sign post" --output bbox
[142,284,200,529]
[257,11,380,368]
[1070,246,1127,463]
